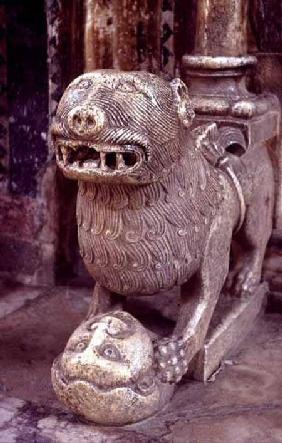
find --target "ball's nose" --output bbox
[67,105,105,136]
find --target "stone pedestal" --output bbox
[192,284,267,381]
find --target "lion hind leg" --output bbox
[228,170,274,297]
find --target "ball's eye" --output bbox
[69,336,90,352]
[99,344,122,361]
[75,341,88,352]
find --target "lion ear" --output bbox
[170,78,195,128]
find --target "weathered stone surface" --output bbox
[0,193,44,239]
[0,429,18,443]
[6,0,48,197]
[0,236,40,277]
[0,398,25,428]
[0,5,8,186]
[0,286,91,405]
[250,0,282,53]
[193,284,267,381]
[84,0,162,73]
[0,287,282,441]
[263,229,282,296]
[195,0,248,56]
[0,397,26,443]
[250,54,282,231]
[0,286,43,319]
[0,163,57,286]
[37,415,158,443]
[167,409,282,443]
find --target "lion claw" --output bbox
[154,336,188,384]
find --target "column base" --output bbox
[192,283,267,382]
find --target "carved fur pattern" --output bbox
[52,71,275,423]
[77,152,224,295]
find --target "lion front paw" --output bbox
[153,336,188,384]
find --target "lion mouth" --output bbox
[55,140,144,174]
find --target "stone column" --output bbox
[84,0,114,72]
[182,0,281,228]
[84,0,161,73]
[195,0,248,56]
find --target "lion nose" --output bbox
[67,106,105,136]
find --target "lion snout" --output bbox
[67,105,106,137]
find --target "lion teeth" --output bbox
[117,153,125,170]
[84,159,100,168]
[61,146,69,165]
[57,142,141,171]
[100,152,109,170]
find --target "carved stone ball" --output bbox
[51,311,174,425]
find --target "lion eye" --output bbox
[99,344,122,361]
[116,81,137,93]
[77,79,92,89]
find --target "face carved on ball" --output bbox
[51,311,174,425]
[52,70,194,184]
[60,311,155,389]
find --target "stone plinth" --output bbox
[192,284,267,381]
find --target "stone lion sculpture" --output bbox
[51,70,273,424]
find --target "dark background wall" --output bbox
[0,0,55,286]
[7,0,48,197]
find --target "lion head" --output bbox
[52,70,194,184]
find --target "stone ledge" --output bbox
[0,286,44,319]
[192,284,267,382]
